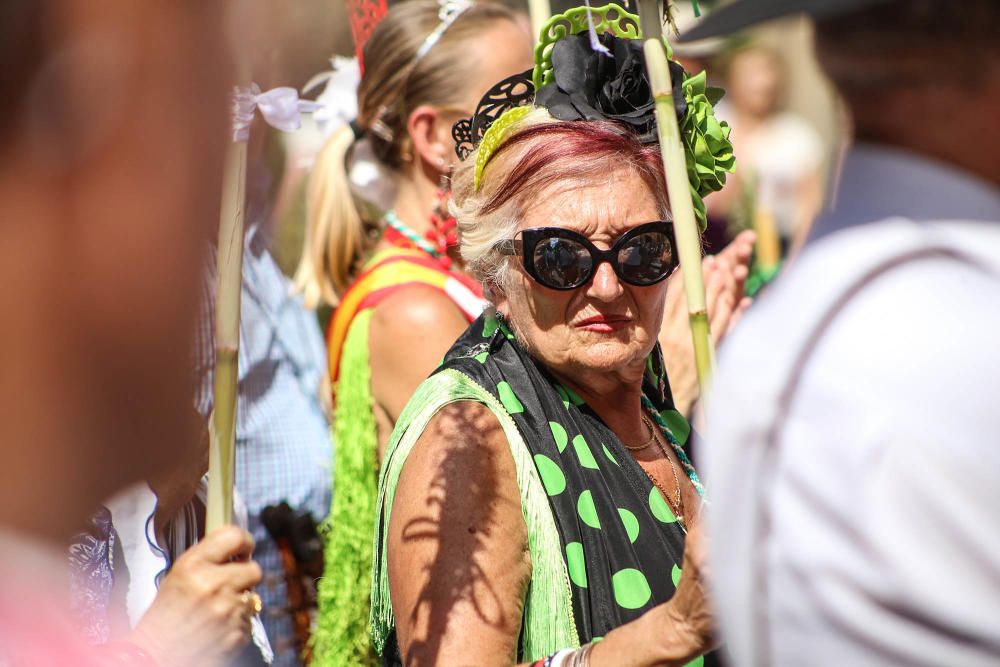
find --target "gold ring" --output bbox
[240,590,263,615]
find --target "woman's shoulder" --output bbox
[367,285,471,390]
[370,283,467,333]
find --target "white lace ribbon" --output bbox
[231,83,323,142]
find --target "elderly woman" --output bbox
[371,8,733,666]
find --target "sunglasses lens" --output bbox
[618,231,674,285]
[532,237,593,289]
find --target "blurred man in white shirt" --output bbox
[683,1,1000,665]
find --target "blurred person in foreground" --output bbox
[683,0,1000,665]
[0,1,265,665]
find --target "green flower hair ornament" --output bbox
[680,70,736,224]
[464,3,735,230]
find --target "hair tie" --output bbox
[348,118,366,140]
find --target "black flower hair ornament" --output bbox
[454,2,735,227]
[535,32,686,145]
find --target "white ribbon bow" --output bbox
[231,83,322,142]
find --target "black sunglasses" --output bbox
[496,221,678,291]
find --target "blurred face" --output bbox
[494,168,671,383]
[727,48,783,117]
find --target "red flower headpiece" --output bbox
[345,0,389,73]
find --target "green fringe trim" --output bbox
[312,310,379,666]
[370,369,579,661]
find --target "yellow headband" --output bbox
[473,106,533,190]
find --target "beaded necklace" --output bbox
[641,394,706,498]
[383,210,443,259]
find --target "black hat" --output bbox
[679,0,891,41]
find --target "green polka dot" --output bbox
[497,382,524,414]
[684,657,704,667]
[565,542,587,588]
[672,563,682,587]
[474,351,489,363]
[572,434,599,469]
[649,486,677,523]
[534,454,565,496]
[659,409,691,445]
[554,383,585,408]
[577,490,601,529]
[618,508,640,544]
[482,317,499,338]
[555,384,571,409]
[612,568,652,609]
[549,422,569,453]
[602,444,619,466]
[563,385,585,406]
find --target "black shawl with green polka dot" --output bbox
[435,314,715,666]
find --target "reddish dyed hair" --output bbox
[452,113,671,293]
[480,119,669,217]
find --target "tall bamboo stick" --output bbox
[638,0,716,401]
[206,59,252,533]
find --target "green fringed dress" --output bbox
[312,247,484,666]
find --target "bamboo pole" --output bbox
[638,0,716,402]
[206,58,252,533]
[528,0,552,42]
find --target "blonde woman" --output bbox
[296,2,534,663]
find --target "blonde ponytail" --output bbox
[294,124,366,308]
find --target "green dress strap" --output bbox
[370,368,580,661]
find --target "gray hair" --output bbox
[449,108,555,300]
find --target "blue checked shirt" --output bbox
[195,219,332,666]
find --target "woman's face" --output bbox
[494,167,670,384]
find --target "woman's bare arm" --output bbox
[387,401,531,667]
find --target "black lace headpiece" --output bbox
[452,69,535,160]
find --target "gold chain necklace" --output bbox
[621,414,658,451]
[638,415,685,526]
